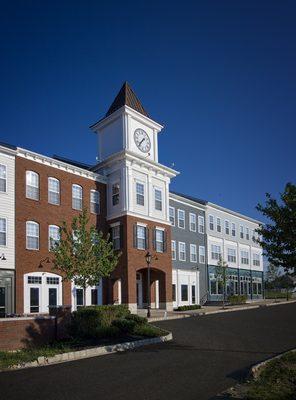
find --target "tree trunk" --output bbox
[83,286,87,308]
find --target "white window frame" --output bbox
[0,164,7,193]
[225,220,230,235]
[178,242,186,261]
[169,207,175,226]
[135,182,145,206]
[90,189,100,214]
[26,221,39,250]
[240,225,244,239]
[227,248,236,263]
[211,244,221,260]
[216,217,221,233]
[72,184,83,210]
[48,177,60,205]
[48,225,60,251]
[154,188,163,211]
[231,223,236,237]
[199,246,205,264]
[137,225,146,250]
[171,240,176,260]
[245,227,250,240]
[112,224,121,250]
[209,215,214,231]
[112,182,120,206]
[253,253,260,266]
[26,171,39,201]
[0,217,7,247]
[178,209,185,229]
[198,216,204,234]
[189,213,196,232]
[241,250,249,265]
[190,244,197,263]
[155,228,164,253]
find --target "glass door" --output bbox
[0,287,5,316]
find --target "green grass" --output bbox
[133,324,168,338]
[265,291,292,300]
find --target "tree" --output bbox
[215,256,228,308]
[256,183,296,276]
[52,208,121,307]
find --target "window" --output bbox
[209,215,214,231]
[0,164,7,192]
[190,244,197,262]
[199,246,205,264]
[90,190,100,214]
[241,250,249,265]
[171,240,176,260]
[240,225,244,239]
[0,218,7,246]
[245,227,250,240]
[26,171,39,200]
[169,207,175,226]
[253,253,260,267]
[198,216,204,234]
[179,242,186,261]
[136,182,144,206]
[26,221,39,250]
[49,225,60,250]
[111,225,121,250]
[154,188,162,211]
[91,289,98,305]
[30,287,39,313]
[76,289,84,307]
[227,248,236,263]
[191,285,196,304]
[172,284,176,302]
[46,277,59,285]
[155,229,165,253]
[72,184,82,210]
[136,225,147,250]
[181,285,188,301]
[112,183,120,206]
[48,177,60,205]
[231,223,236,237]
[211,244,221,260]
[225,220,230,235]
[216,217,221,233]
[178,209,185,229]
[189,213,196,232]
[28,276,42,284]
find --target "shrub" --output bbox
[174,305,201,311]
[228,295,247,305]
[126,314,148,325]
[133,324,167,338]
[112,318,137,334]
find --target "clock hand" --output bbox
[139,138,145,145]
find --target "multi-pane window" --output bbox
[30,287,39,313]
[0,164,7,192]
[245,227,250,240]
[190,244,197,263]
[171,240,176,260]
[46,277,59,285]
[136,225,147,250]
[49,225,60,250]
[28,276,42,284]
[0,218,7,246]
[72,184,83,210]
[26,171,39,200]
[216,217,221,233]
[169,207,175,226]
[241,250,249,265]
[198,216,204,234]
[91,288,98,305]
[76,289,84,307]
[112,183,120,206]
[136,182,145,206]
[253,253,261,266]
[240,225,244,239]
[154,189,162,211]
[189,213,196,232]
[211,244,221,260]
[181,285,188,301]
[227,248,236,263]
[179,242,186,261]
[90,190,100,214]
[199,246,205,264]
[225,220,230,235]
[112,225,121,250]
[231,223,236,237]
[209,215,214,231]
[178,209,185,229]
[48,177,60,205]
[155,229,164,253]
[26,221,39,250]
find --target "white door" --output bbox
[155,280,159,309]
[136,273,143,308]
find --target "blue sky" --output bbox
[1,1,295,220]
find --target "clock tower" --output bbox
[90,82,178,312]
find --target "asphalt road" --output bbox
[1,303,296,400]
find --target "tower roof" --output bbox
[105,82,149,118]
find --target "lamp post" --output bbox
[0,253,6,261]
[145,251,152,318]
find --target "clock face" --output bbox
[134,128,151,153]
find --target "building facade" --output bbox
[0,82,264,316]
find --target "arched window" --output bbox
[72,184,83,210]
[26,221,39,250]
[48,225,60,250]
[26,171,39,200]
[48,177,60,205]
[90,190,100,214]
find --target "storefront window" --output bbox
[181,285,188,301]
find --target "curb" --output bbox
[3,332,173,372]
[251,348,296,379]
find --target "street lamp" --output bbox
[0,253,6,261]
[145,251,152,318]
